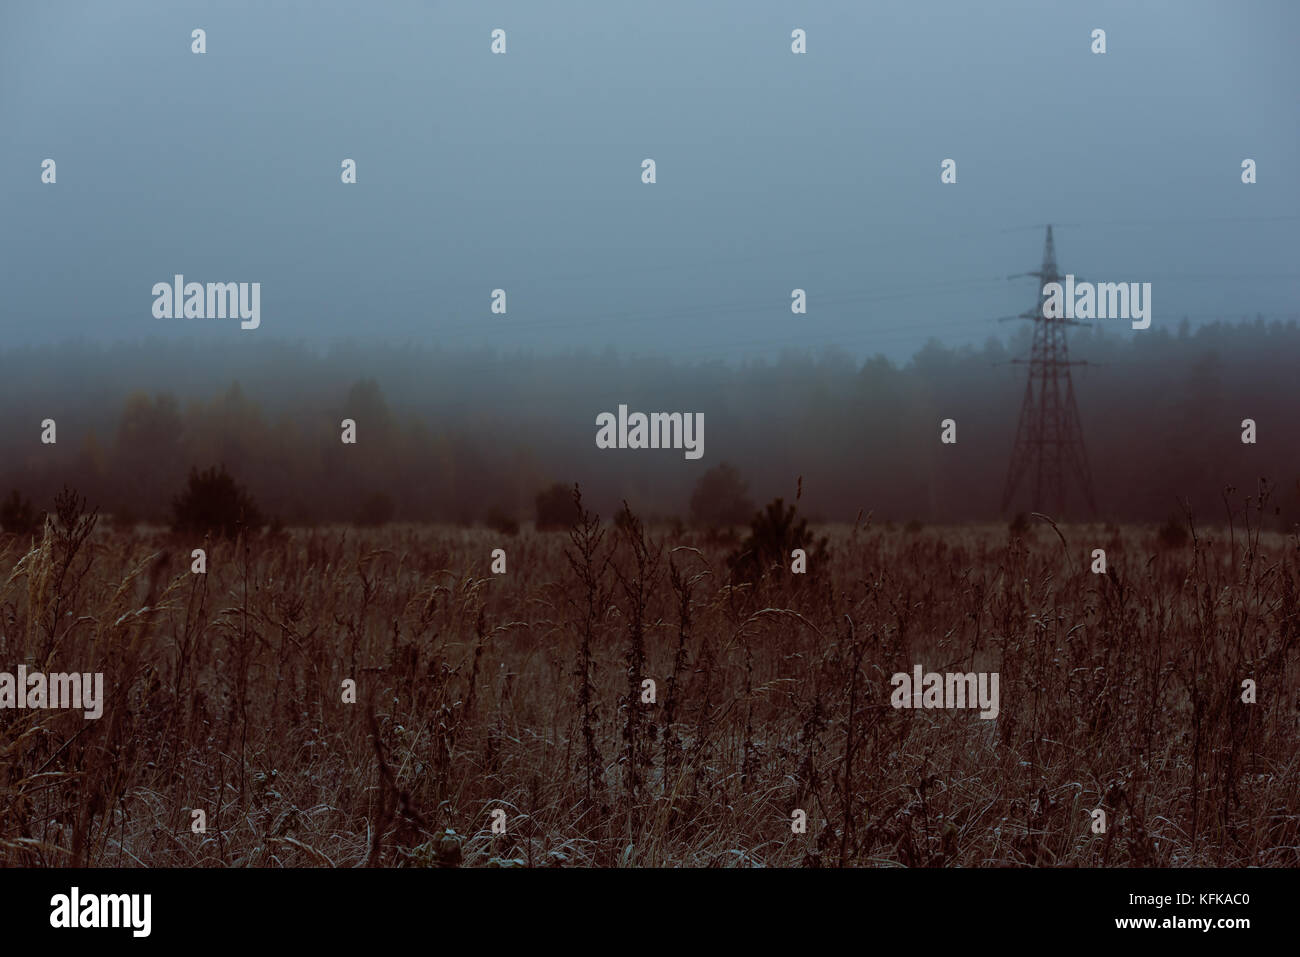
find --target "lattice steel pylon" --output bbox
[1000,225,1097,518]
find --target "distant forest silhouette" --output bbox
[1,317,1296,528]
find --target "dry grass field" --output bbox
[1,491,1296,868]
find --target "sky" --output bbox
[1,0,1297,364]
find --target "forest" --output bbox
[0,316,1296,530]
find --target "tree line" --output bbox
[0,316,1296,528]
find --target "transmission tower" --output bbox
[1000,225,1097,518]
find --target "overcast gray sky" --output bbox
[2,0,1296,363]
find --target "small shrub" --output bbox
[485,506,519,536]
[171,465,264,538]
[355,491,395,527]
[0,489,40,535]
[689,462,755,528]
[535,482,573,531]
[1157,514,1189,549]
[728,496,828,583]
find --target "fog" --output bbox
[1,1,1296,527]
[1,319,1296,526]
[1,0,1297,362]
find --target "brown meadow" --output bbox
[1,495,1296,868]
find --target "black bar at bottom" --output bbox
[0,866,1278,944]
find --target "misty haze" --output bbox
[0,0,1296,879]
